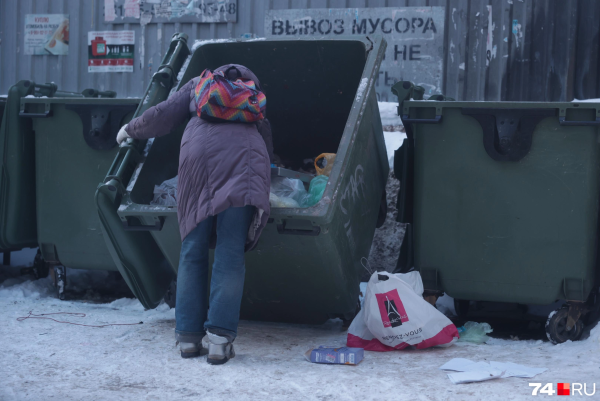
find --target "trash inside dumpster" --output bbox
[393,80,600,343]
[97,35,390,323]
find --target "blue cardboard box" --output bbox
[305,346,364,365]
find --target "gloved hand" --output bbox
[116,124,131,146]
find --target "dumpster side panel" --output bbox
[32,102,137,270]
[239,221,338,323]
[329,89,389,313]
[412,104,600,305]
[0,86,38,251]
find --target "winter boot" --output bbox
[179,341,208,359]
[205,332,235,365]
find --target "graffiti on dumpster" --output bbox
[340,165,367,251]
[265,7,445,101]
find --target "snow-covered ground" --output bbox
[2,98,599,400]
[1,268,598,401]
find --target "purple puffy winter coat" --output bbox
[125,64,271,251]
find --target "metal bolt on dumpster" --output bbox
[393,80,600,344]
[96,34,390,324]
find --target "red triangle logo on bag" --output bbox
[376,290,409,328]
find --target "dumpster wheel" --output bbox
[545,307,584,344]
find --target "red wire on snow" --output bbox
[17,311,143,327]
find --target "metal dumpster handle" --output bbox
[400,115,442,124]
[558,116,600,126]
[19,110,52,118]
[20,101,53,118]
[121,216,164,231]
[276,220,321,236]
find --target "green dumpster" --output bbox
[1,81,41,252]
[97,35,389,323]
[19,96,139,282]
[1,81,83,253]
[0,81,116,255]
[393,81,600,343]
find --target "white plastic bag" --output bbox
[347,271,458,351]
[269,177,307,208]
[269,192,300,208]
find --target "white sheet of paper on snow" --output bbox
[440,358,547,384]
[446,369,505,384]
[439,358,490,372]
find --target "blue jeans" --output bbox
[175,205,254,343]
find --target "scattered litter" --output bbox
[151,176,178,206]
[440,358,548,384]
[446,369,504,384]
[440,358,493,372]
[305,346,364,365]
[457,321,493,343]
[347,271,459,351]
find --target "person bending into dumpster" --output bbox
[117,64,273,365]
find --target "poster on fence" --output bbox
[24,14,69,55]
[104,0,237,24]
[88,31,135,72]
